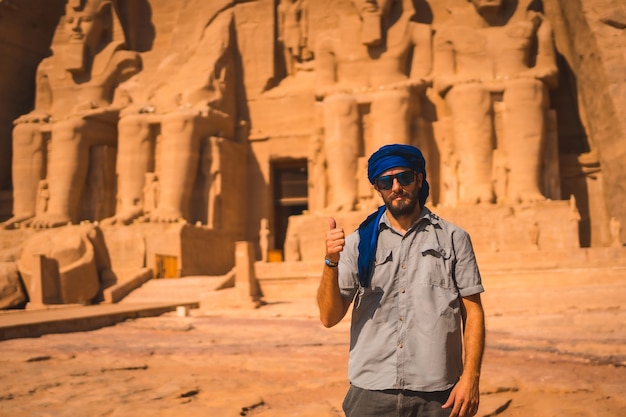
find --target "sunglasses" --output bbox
[375,171,416,190]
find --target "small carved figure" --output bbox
[259,218,270,262]
[610,217,622,248]
[142,173,159,214]
[202,137,223,229]
[35,180,50,215]
[529,221,540,250]
[278,0,311,76]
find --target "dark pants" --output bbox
[342,385,452,417]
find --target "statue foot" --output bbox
[148,208,186,224]
[30,213,72,229]
[513,191,546,205]
[459,193,495,205]
[1,214,34,229]
[101,208,144,226]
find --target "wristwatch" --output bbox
[325,258,339,268]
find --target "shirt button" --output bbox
[399,316,404,321]
[401,264,407,270]
[400,288,406,293]
[398,343,403,349]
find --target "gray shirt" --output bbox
[338,207,484,392]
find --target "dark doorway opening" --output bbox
[272,160,308,256]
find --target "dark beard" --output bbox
[384,187,420,217]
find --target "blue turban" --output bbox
[367,144,429,206]
[357,144,430,287]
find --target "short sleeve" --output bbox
[338,231,360,301]
[451,228,484,297]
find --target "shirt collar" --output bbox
[378,206,436,233]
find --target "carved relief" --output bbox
[201,137,223,230]
[610,217,622,248]
[259,218,270,262]
[278,0,312,76]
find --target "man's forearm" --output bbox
[317,266,350,328]
[461,294,485,379]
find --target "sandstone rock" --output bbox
[0,262,27,309]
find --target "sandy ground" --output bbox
[0,266,624,417]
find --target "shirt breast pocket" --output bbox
[367,248,393,289]
[419,242,454,290]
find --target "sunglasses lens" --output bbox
[375,171,415,190]
[376,177,393,190]
[397,171,415,186]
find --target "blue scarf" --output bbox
[357,144,429,287]
[357,205,386,288]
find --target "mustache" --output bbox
[389,190,410,199]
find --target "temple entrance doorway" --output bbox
[271,160,308,259]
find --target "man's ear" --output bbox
[416,172,423,187]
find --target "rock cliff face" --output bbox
[543,0,626,247]
[0,0,623,286]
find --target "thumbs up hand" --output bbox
[325,217,345,263]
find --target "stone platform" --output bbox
[284,200,581,262]
[102,222,240,277]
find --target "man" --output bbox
[318,144,485,417]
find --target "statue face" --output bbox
[63,1,110,73]
[64,1,108,48]
[66,11,96,45]
[469,0,503,12]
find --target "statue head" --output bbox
[63,0,114,73]
[351,0,403,46]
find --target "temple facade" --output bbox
[0,0,624,307]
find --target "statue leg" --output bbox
[103,114,154,225]
[3,123,46,228]
[32,118,116,228]
[446,84,494,204]
[150,110,203,223]
[502,78,547,203]
[369,88,412,155]
[323,94,359,212]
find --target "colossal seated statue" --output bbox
[3,0,141,229]
[433,0,558,205]
[315,0,431,211]
[103,2,238,226]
